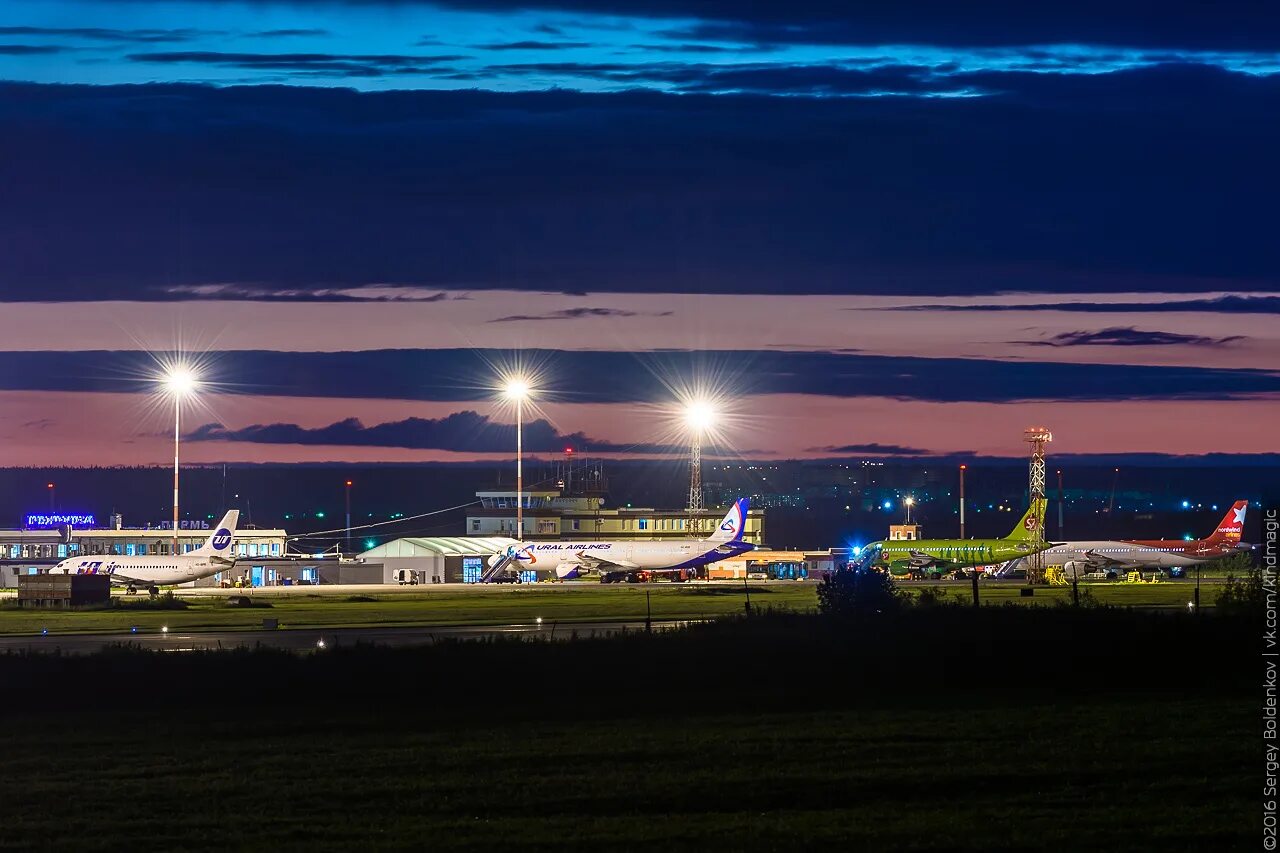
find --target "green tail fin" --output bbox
[1006,498,1047,540]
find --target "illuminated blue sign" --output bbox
[25,513,96,528]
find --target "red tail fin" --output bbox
[1206,500,1247,543]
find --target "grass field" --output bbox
[0,693,1250,851]
[0,603,1253,851]
[0,579,1226,635]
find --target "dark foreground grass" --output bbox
[0,607,1254,851]
[0,695,1249,852]
[0,580,1224,635]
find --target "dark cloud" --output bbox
[85,1,1280,51]
[0,45,64,55]
[1019,327,1246,347]
[488,307,673,322]
[475,40,592,50]
[625,43,778,54]
[809,442,927,455]
[875,295,1280,314]
[666,63,971,95]
[0,26,216,43]
[186,412,677,453]
[163,284,471,301]
[247,29,332,38]
[1,66,1278,300]
[2,349,1278,404]
[126,51,465,77]
[586,2,1280,51]
[484,59,972,96]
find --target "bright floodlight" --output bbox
[503,377,531,400]
[905,496,915,507]
[684,400,717,433]
[163,367,199,397]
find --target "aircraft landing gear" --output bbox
[125,585,137,595]
[148,586,160,597]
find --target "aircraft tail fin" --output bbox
[194,510,239,557]
[706,498,749,544]
[1005,498,1046,541]
[1206,500,1247,544]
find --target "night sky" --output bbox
[1,1,1277,466]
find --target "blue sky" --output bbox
[0,0,1277,464]
[3,0,1277,92]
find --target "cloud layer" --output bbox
[1,66,1276,300]
[1020,327,1246,348]
[1,349,1277,404]
[187,411,677,452]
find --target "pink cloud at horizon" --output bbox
[0,292,1275,372]
[1,390,1276,467]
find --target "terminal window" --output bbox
[462,557,483,584]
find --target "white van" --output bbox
[392,569,421,586]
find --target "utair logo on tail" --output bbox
[211,528,233,550]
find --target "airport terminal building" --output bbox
[0,515,290,588]
[465,488,766,545]
[2,480,770,587]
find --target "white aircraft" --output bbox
[1000,500,1249,579]
[486,499,753,582]
[47,510,240,594]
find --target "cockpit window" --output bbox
[848,543,882,571]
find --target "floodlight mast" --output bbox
[683,401,716,536]
[162,368,198,554]
[504,379,531,543]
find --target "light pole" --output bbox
[683,400,717,539]
[504,378,531,541]
[959,464,967,539]
[904,496,915,525]
[345,480,353,554]
[47,482,55,513]
[1057,469,1064,540]
[162,367,198,555]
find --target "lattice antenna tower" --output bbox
[1024,426,1052,584]
[687,437,704,535]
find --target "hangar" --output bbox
[356,536,518,584]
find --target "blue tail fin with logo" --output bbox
[706,498,749,544]
[194,510,239,557]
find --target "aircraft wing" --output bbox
[103,570,150,587]
[908,550,951,568]
[1081,549,1127,567]
[571,552,640,571]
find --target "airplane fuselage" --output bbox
[46,555,236,587]
[504,538,754,578]
[1042,539,1245,575]
[866,538,1042,574]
